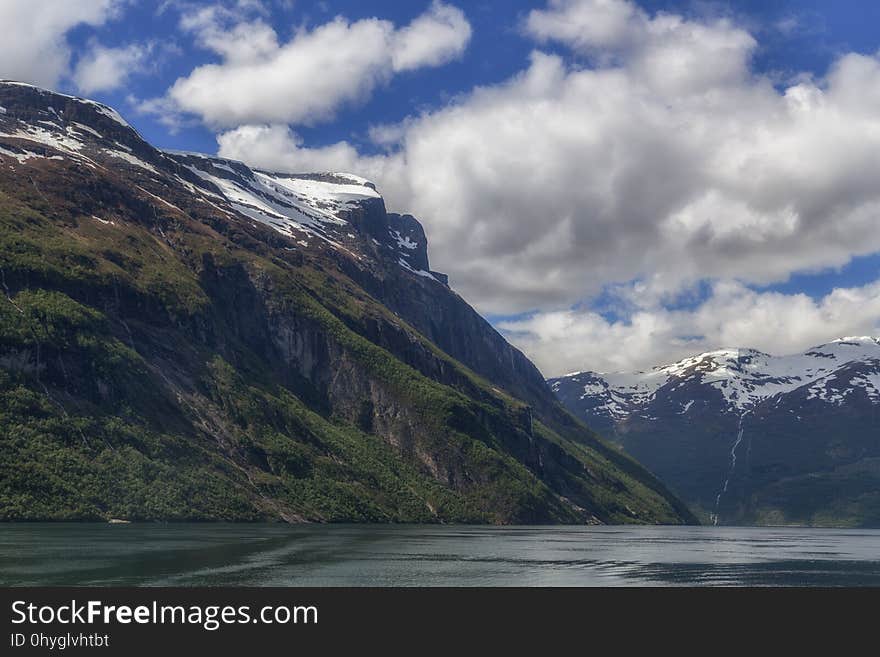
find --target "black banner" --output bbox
[1,587,875,654]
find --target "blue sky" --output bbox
[62,1,547,154]
[56,1,880,154]
[2,0,880,373]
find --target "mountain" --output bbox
[550,338,880,526]
[0,81,694,525]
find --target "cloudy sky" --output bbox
[3,0,880,376]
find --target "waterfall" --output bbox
[712,412,748,526]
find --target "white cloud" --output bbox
[526,0,642,51]
[179,5,278,63]
[216,124,404,181]
[161,2,471,127]
[525,0,759,92]
[73,41,154,95]
[500,279,880,376]
[391,1,472,72]
[0,0,122,88]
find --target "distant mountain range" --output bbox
[0,80,694,525]
[550,338,880,526]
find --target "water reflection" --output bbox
[2,524,879,586]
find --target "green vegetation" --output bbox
[747,459,880,528]
[0,168,693,525]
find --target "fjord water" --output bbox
[2,524,879,587]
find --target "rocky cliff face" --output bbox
[0,81,694,525]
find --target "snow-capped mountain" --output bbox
[0,80,445,285]
[550,338,880,527]
[552,337,880,421]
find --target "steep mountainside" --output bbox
[550,338,880,526]
[0,81,694,525]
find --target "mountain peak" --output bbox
[550,338,880,418]
[0,81,445,285]
[0,79,131,128]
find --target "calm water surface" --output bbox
[2,524,879,586]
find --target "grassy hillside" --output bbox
[0,143,694,525]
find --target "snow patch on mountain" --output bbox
[551,337,880,416]
[254,172,379,223]
[0,145,64,164]
[103,149,159,174]
[398,257,438,281]
[70,122,102,139]
[181,162,379,246]
[0,125,85,157]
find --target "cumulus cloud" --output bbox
[0,0,122,88]
[161,2,471,127]
[391,1,472,72]
[73,41,154,95]
[526,0,642,51]
[500,280,880,376]
[179,4,279,63]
